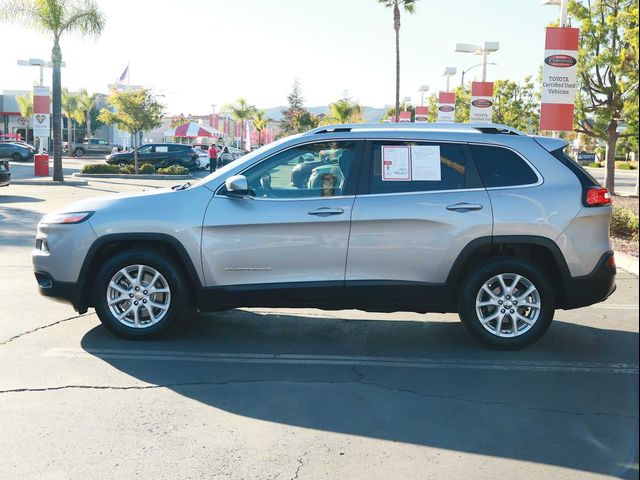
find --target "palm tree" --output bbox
[252,110,269,147]
[224,98,256,122]
[0,0,105,182]
[377,0,417,122]
[16,93,33,143]
[61,88,81,146]
[78,89,102,139]
[327,95,363,124]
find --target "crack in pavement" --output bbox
[0,378,636,420]
[0,313,90,346]
[290,453,307,480]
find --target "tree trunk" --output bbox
[133,132,139,174]
[603,121,617,194]
[86,110,92,139]
[394,5,400,123]
[52,40,63,182]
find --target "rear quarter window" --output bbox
[469,144,539,188]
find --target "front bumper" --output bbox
[34,271,85,312]
[562,251,617,309]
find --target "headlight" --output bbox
[40,211,94,225]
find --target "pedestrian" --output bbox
[208,143,218,174]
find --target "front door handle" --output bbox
[308,207,345,216]
[446,202,483,212]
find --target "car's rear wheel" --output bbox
[458,258,554,349]
[74,148,84,157]
[12,153,22,162]
[93,250,189,338]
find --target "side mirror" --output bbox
[225,174,250,197]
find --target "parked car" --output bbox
[64,138,123,157]
[191,144,217,170]
[0,159,10,187]
[33,122,616,349]
[106,143,199,170]
[0,142,35,161]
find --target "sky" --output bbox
[0,0,562,114]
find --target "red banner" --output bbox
[415,106,428,123]
[540,27,579,131]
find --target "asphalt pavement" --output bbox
[0,168,638,479]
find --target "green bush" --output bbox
[139,163,156,174]
[157,165,189,175]
[617,162,635,170]
[80,163,121,174]
[588,162,602,168]
[120,165,135,174]
[611,206,640,241]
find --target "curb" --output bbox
[72,173,192,180]
[12,179,88,186]
[615,250,639,276]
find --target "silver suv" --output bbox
[32,123,616,349]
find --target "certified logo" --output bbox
[544,54,577,68]
[35,114,47,124]
[439,105,454,112]
[472,99,493,108]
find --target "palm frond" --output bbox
[60,0,105,36]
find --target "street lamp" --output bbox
[419,85,429,106]
[17,58,65,86]
[455,41,499,82]
[443,67,457,92]
[542,0,569,27]
[460,62,497,87]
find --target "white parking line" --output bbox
[44,348,639,374]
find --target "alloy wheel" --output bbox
[106,264,171,328]
[475,273,541,338]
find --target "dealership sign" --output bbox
[540,27,579,131]
[470,82,494,124]
[32,86,51,138]
[414,106,428,123]
[437,92,456,122]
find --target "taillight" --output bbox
[606,255,616,267]
[585,187,611,207]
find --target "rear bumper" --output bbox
[562,251,617,309]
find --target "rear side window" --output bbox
[369,141,471,194]
[470,145,538,188]
[168,145,185,152]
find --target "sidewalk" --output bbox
[615,251,639,276]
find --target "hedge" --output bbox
[157,165,189,175]
[139,163,156,174]
[611,206,639,241]
[80,164,121,174]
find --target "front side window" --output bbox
[470,144,539,188]
[242,141,360,198]
[138,145,154,154]
[369,141,470,194]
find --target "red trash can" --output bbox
[34,153,49,176]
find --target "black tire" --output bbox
[74,148,84,157]
[12,153,22,162]
[118,162,128,168]
[458,257,555,350]
[93,249,190,339]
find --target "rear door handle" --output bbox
[446,202,483,212]
[308,207,345,216]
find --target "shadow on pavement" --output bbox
[81,310,639,479]
[0,195,45,204]
[0,206,42,247]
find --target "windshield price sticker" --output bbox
[382,145,411,181]
[382,145,441,181]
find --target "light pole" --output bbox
[460,62,497,87]
[542,0,569,27]
[419,85,429,106]
[455,42,500,82]
[17,58,65,86]
[443,67,457,92]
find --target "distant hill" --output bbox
[261,105,387,123]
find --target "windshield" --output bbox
[192,135,300,188]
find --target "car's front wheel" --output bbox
[458,258,555,349]
[74,148,84,157]
[93,250,189,338]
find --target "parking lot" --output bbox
[1,162,638,479]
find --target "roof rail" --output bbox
[304,122,524,136]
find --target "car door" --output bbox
[136,145,155,165]
[200,140,363,304]
[152,145,171,166]
[345,139,493,307]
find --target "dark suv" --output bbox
[0,142,35,161]
[106,144,199,170]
